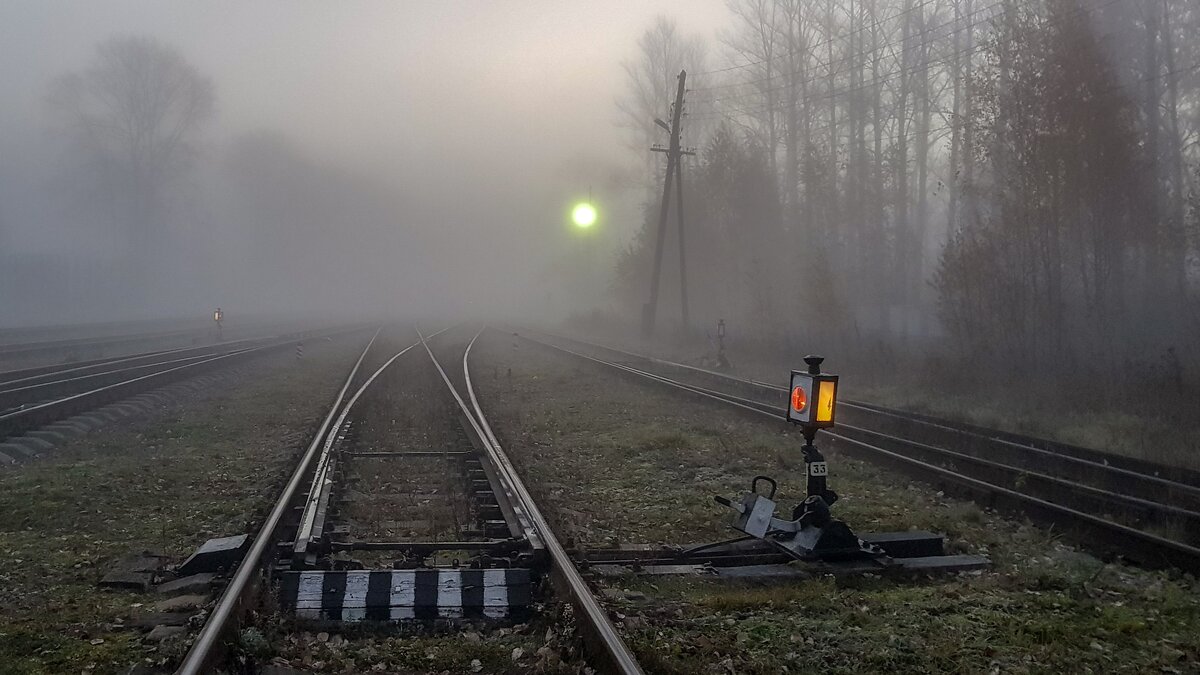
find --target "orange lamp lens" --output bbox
[791,386,807,412]
[816,380,836,423]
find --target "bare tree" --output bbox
[721,0,783,180]
[622,0,1200,372]
[48,36,214,261]
[617,17,708,196]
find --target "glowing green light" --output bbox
[572,202,597,228]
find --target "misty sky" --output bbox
[2,1,727,238]
[0,1,739,324]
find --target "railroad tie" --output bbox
[277,568,531,622]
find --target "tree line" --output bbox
[4,35,426,321]
[615,0,1199,380]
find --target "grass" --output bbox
[609,558,1197,674]
[556,323,1200,472]
[853,380,1200,472]
[0,341,362,675]
[472,331,1200,674]
[257,620,579,674]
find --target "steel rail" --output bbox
[519,332,1200,574]
[293,326,451,557]
[0,346,187,386]
[457,329,644,675]
[563,345,1200,532]
[0,326,360,441]
[175,327,382,675]
[418,329,542,551]
[838,400,1200,499]
[0,347,258,412]
[0,331,294,389]
[414,328,641,674]
[527,341,1200,532]
[845,397,1200,488]
[833,423,1200,533]
[0,349,250,439]
[0,326,202,358]
[530,330,1200,500]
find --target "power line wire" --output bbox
[683,54,1200,161]
[691,0,1003,94]
[696,0,937,78]
[686,0,1127,124]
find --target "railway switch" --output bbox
[715,357,881,561]
[715,475,882,561]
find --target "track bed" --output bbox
[471,330,1200,674]
[241,327,588,674]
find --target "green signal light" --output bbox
[572,202,597,228]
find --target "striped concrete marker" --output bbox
[278,568,531,622]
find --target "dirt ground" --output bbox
[0,335,367,675]
[471,329,1200,674]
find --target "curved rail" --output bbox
[176,328,382,675]
[422,328,642,675]
[518,331,1200,574]
[178,324,649,674]
[293,326,452,557]
[419,328,542,549]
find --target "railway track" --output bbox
[517,329,1200,575]
[0,343,229,388]
[0,326,363,462]
[176,326,642,675]
[0,324,211,367]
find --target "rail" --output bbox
[437,328,644,675]
[518,330,1200,574]
[0,326,364,440]
[175,328,381,675]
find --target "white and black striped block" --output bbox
[278,569,532,622]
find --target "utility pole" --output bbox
[675,155,689,330]
[643,70,695,337]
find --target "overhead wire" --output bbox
[684,0,1011,127]
[685,0,1133,125]
[690,0,1006,95]
[695,0,938,79]
[689,0,1093,113]
[678,52,1200,167]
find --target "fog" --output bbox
[0,1,727,326]
[2,0,1198,404]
